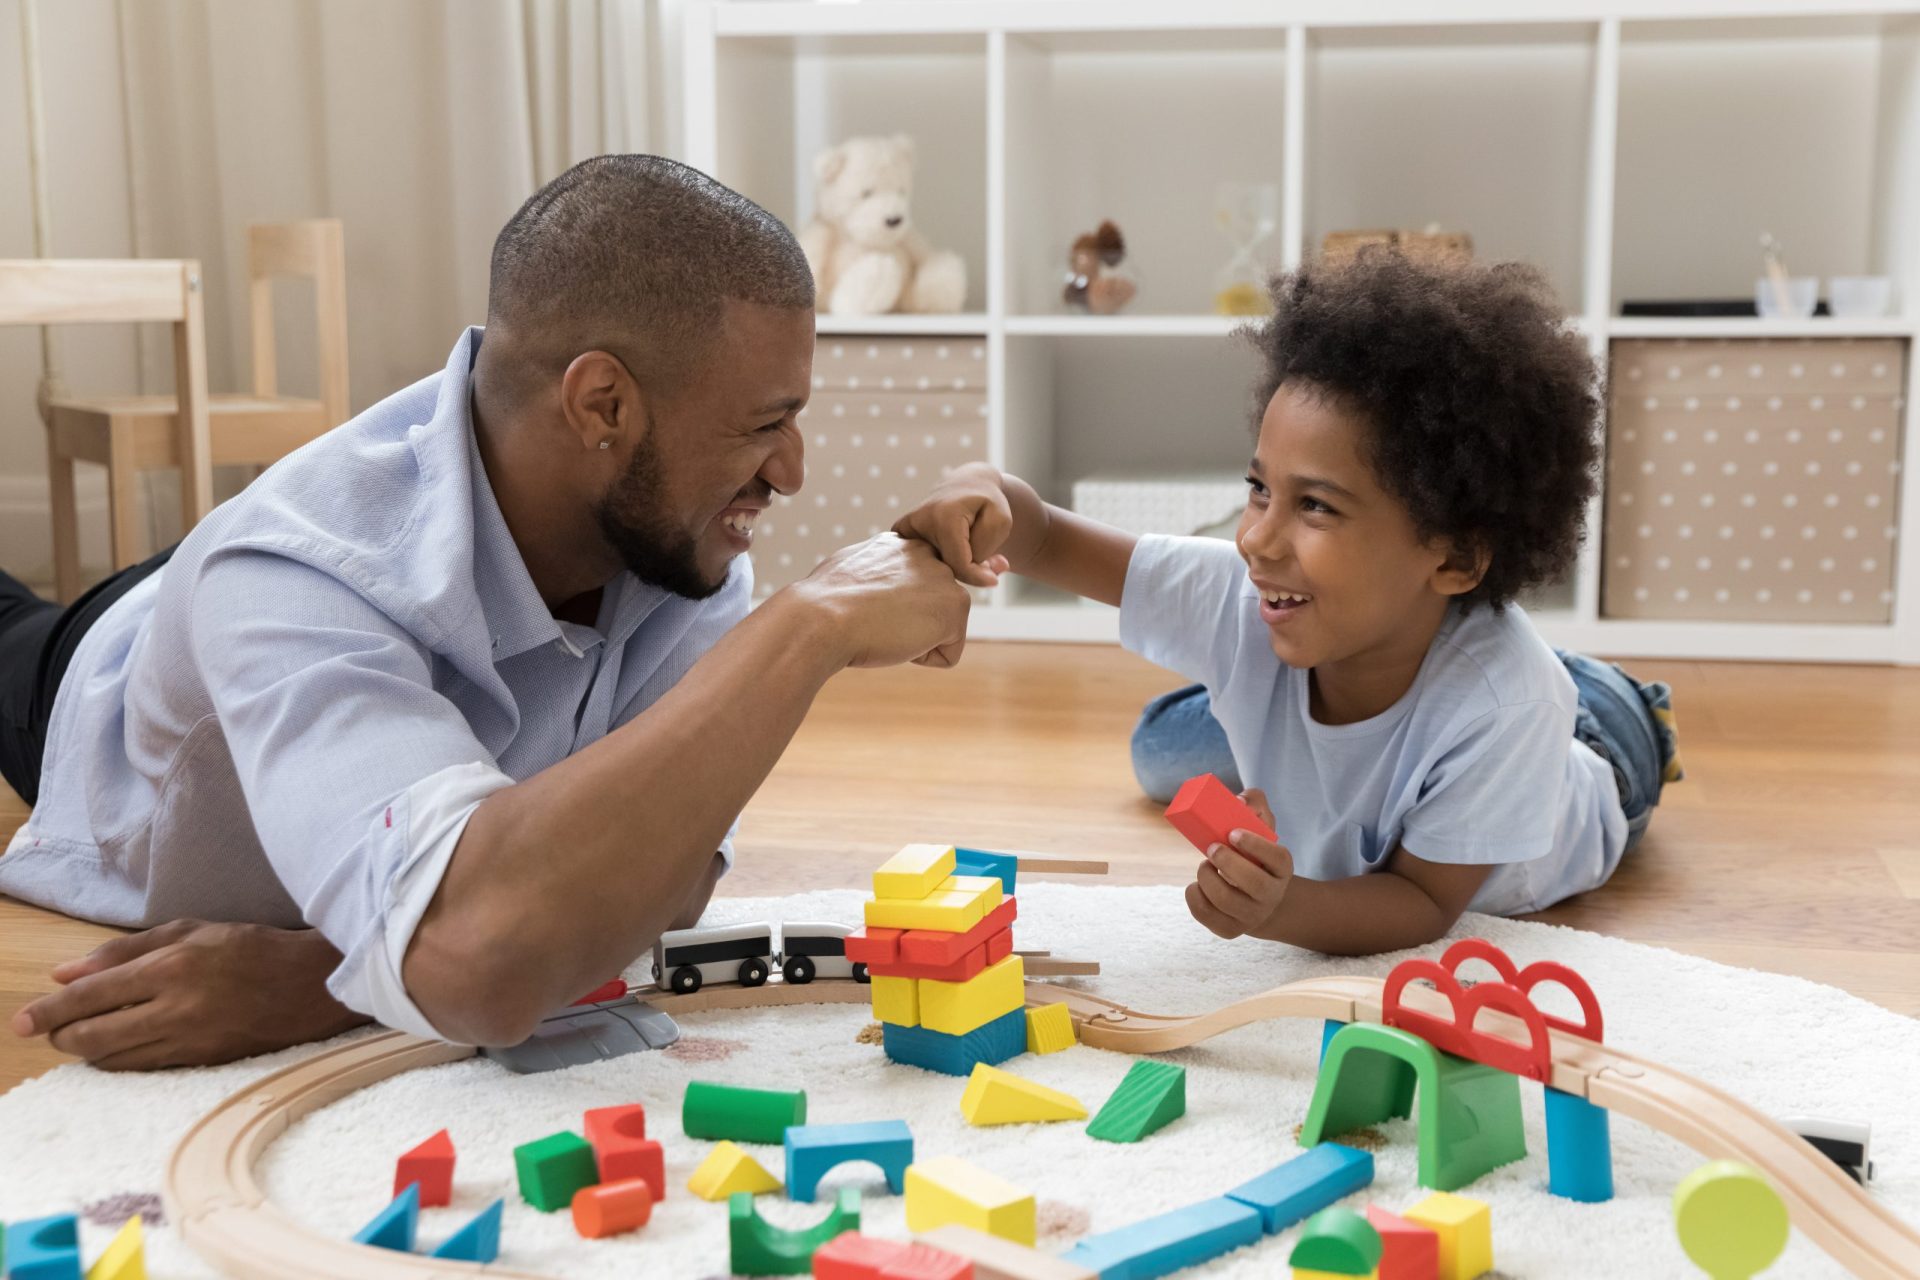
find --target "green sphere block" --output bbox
[513,1130,599,1212]
[1289,1206,1384,1273]
[684,1080,808,1145]
[729,1186,861,1275]
[1673,1160,1790,1279]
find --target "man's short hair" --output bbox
[486,155,814,398]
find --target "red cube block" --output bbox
[1164,773,1276,853]
[1367,1203,1440,1280]
[394,1128,455,1207]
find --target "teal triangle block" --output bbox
[430,1198,504,1263]
[353,1181,420,1252]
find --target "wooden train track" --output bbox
[165,975,1920,1280]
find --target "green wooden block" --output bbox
[1300,1022,1526,1193]
[684,1080,808,1145]
[728,1186,861,1275]
[1087,1059,1186,1143]
[513,1130,599,1212]
[1288,1206,1383,1273]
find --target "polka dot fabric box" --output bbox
[1603,338,1905,623]
[753,335,989,599]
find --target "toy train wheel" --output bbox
[782,955,816,985]
[739,958,770,987]
[852,962,870,984]
[670,966,702,995]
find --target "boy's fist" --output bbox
[1186,807,1293,940]
[891,461,1014,588]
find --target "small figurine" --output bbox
[1063,220,1137,315]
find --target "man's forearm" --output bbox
[406,592,845,1043]
[1252,872,1455,956]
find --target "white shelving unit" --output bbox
[686,0,1920,664]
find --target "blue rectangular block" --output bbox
[786,1119,914,1152]
[954,847,1019,894]
[882,1005,1025,1076]
[4,1213,80,1280]
[1224,1142,1373,1235]
[1060,1196,1263,1280]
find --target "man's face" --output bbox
[594,302,813,599]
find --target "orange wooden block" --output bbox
[394,1129,455,1207]
[572,1177,654,1238]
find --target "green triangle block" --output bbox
[1288,1206,1383,1273]
[1087,1059,1186,1143]
[513,1130,599,1212]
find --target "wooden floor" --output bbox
[4,643,1919,1092]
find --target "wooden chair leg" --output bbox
[106,422,143,571]
[47,443,82,604]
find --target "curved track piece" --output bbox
[1031,977,1920,1280]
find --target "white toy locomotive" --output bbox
[651,920,870,994]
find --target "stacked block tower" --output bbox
[845,843,1026,1075]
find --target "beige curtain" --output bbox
[0,0,682,579]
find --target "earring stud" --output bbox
[599,440,612,450]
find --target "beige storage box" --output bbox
[1603,338,1905,623]
[752,334,989,599]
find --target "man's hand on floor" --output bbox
[9,919,371,1070]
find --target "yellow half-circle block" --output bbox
[874,844,957,901]
[1403,1192,1492,1280]
[864,876,1001,932]
[1025,1003,1077,1055]
[961,1063,1088,1125]
[688,1141,785,1202]
[905,1155,1036,1247]
[86,1215,146,1280]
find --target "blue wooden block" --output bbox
[882,1005,1025,1076]
[1319,1019,1344,1065]
[786,1120,914,1202]
[352,1182,420,1252]
[953,847,1019,894]
[1223,1142,1374,1235]
[1545,1086,1615,1203]
[429,1198,503,1263]
[1060,1196,1264,1280]
[4,1213,80,1280]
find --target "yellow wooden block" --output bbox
[86,1215,146,1280]
[1405,1192,1493,1280]
[919,955,1026,1036]
[687,1140,784,1201]
[863,875,1000,931]
[874,844,957,900]
[961,1063,1087,1125]
[1025,1003,1076,1055]
[871,973,920,1027]
[905,1155,1036,1247]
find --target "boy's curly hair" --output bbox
[1242,251,1601,612]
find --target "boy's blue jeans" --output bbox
[1131,653,1682,851]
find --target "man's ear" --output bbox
[1431,535,1490,599]
[558,350,641,455]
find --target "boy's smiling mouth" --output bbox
[1253,578,1314,624]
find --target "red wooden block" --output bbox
[571,978,629,1006]
[394,1128,455,1207]
[1164,773,1277,853]
[1366,1203,1440,1280]
[584,1104,664,1202]
[898,897,1019,968]
[844,927,903,966]
[812,1231,974,1280]
[866,926,1011,983]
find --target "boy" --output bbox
[894,254,1680,954]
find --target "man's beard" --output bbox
[593,438,729,601]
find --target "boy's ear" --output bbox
[1431,536,1490,598]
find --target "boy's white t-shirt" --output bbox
[1120,535,1628,916]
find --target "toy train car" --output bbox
[1784,1115,1874,1183]
[652,920,871,994]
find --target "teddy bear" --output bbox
[1062,220,1136,315]
[799,135,967,316]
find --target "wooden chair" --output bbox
[0,258,212,601]
[42,219,348,601]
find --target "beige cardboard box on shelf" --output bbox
[754,334,989,598]
[1602,338,1904,624]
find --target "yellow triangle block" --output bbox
[687,1140,784,1201]
[960,1063,1088,1125]
[86,1216,146,1280]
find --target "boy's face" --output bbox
[1235,382,1474,672]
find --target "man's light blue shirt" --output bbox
[0,328,749,1033]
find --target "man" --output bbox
[0,155,978,1068]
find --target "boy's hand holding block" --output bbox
[1165,774,1278,853]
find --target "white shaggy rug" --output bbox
[3,883,1918,1279]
